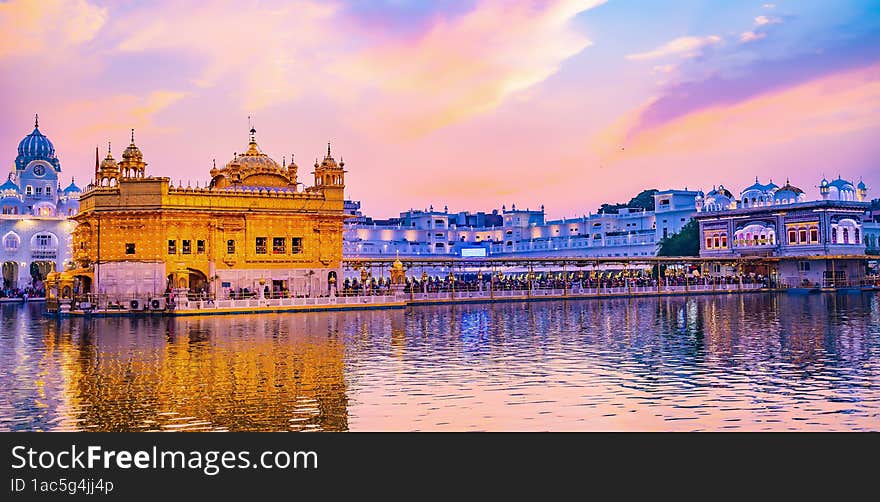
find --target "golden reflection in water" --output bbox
[6,293,877,431]
[42,314,351,431]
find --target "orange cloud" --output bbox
[58,91,187,140]
[0,0,107,59]
[740,31,766,43]
[626,35,722,61]
[54,0,606,139]
[115,1,340,110]
[595,63,880,163]
[755,15,781,26]
[335,0,606,137]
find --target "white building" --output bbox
[695,177,871,287]
[1,116,79,293]
[344,190,699,258]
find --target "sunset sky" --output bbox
[1,0,878,218]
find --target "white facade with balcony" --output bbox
[344,190,699,258]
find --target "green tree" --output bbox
[657,219,699,257]
[597,189,658,214]
[627,189,658,211]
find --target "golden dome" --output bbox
[122,129,143,162]
[318,142,342,170]
[209,128,295,189]
[100,147,118,172]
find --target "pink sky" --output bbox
[1,0,878,218]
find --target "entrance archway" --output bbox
[30,261,54,281]
[73,275,92,295]
[2,261,18,289]
[30,261,54,292]
[328,271,338,295]
[188,269,208,294]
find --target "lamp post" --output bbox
[448,270,455,300]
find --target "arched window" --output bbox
[799,228,807,243]
[720,233,728,247]
[3,232,20,251]
[26,186,33,196]
[810,228,818,243]
[843,228,849,244]
[855,228,860,243]
[788,229,797,244]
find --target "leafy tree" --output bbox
[657,219,699,257]
[627,189,658,211]
[597,189,658,214]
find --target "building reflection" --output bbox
[41,313,353,431]
[2,292,877,431]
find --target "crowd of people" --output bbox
[0,286,44,300]
[336,272,769,296]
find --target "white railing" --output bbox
[178,295,400,311]
[64,283,768,314]
[402,283,765,303]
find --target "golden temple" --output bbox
[50,127,347,303]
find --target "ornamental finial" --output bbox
[34,113,39,129]
[327,142,331,157]
[131,128,135,143]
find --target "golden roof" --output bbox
[314,143,344,170]
[122,129,143,163]
[210,128,295,188]
[99,145,118,172]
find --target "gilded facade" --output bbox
[65,128,347,300]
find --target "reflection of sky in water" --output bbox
[1,292,878,431]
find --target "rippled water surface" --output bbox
[1,292,878,431]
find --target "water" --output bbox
[1,292,878,431]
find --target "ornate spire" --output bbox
[327,142,331,158]
[131,128,135,143]
[107,141,111,155]
[34,113,39,129]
